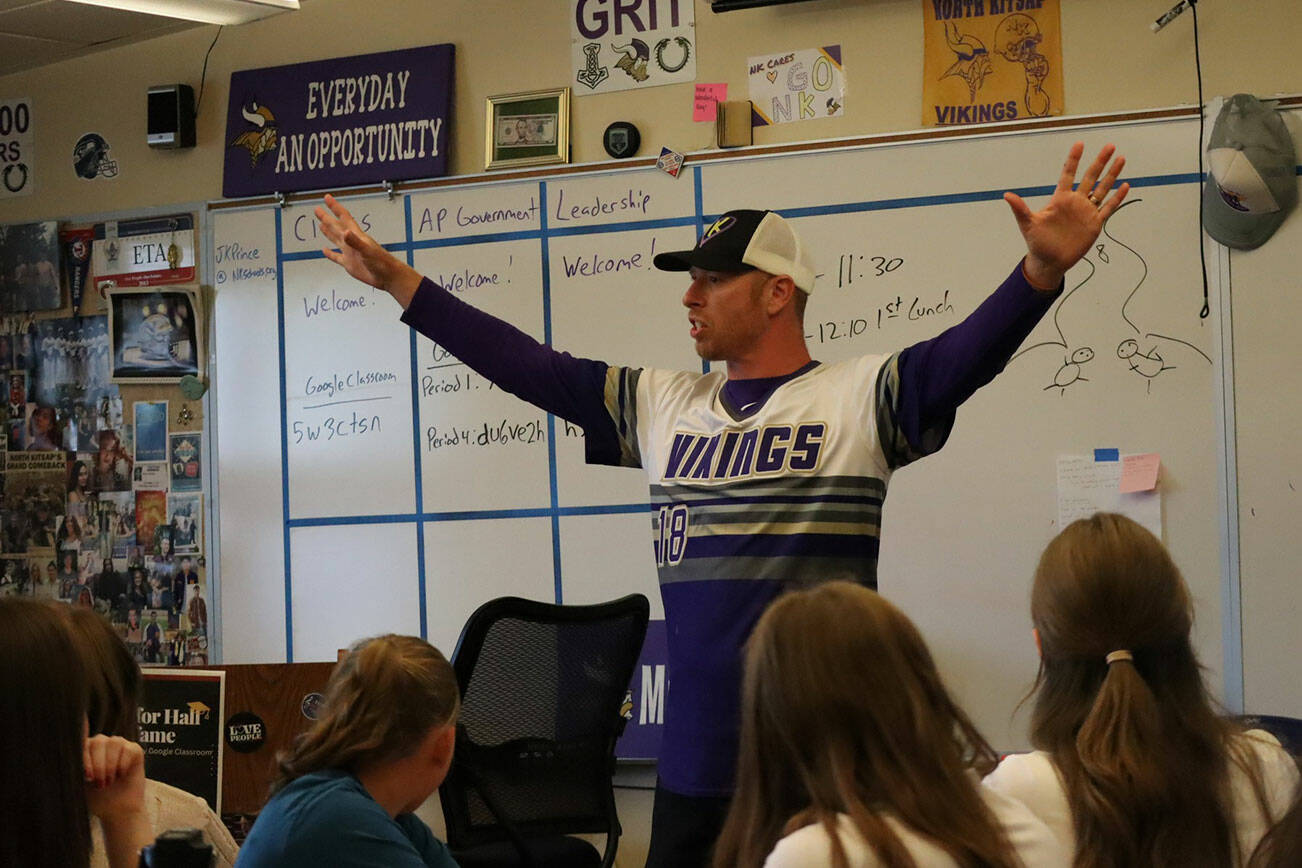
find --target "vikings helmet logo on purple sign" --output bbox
[231,101,280,168]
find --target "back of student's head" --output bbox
[714,580,1016,868]
[273,634,459,793]
[1029,512,1257,867]
[1251,792,1302,868]
[0,597,92,868]
[65,605,142,741]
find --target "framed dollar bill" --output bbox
[485,88,570,170]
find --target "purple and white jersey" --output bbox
[597,353,919,795]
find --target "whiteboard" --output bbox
[212,113,1241,749]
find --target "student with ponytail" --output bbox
[984,513,1300,867]
[713,581,1067,868]
[236,634,461,868]
[1250,793,1302,868]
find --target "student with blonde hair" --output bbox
[713,581,1067,868]
[62,606,239,867]
[984,513,1300,867]
[236,634,461,868]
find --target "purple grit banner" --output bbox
[222,44,455,199]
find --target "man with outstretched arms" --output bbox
[316,143,1128,868]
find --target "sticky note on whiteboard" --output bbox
[1057,453,1162,540]
[1119,453,1161,493]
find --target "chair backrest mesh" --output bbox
[440,595,648,848]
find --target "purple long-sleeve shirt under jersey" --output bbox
[398,261,1059,460]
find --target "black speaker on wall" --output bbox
[148,84,196,149]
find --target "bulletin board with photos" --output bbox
[0,208,213,668]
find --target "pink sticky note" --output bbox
[694,83,727,122]
[1119,453,1161,493]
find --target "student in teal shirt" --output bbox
[237,635,461,868]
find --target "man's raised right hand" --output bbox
[315,194,423,309]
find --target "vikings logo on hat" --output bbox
[701,216,736,244]
[230,101,280,169]
[1219,188,1249,213]
[73,133,118,180]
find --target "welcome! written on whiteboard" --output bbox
[302,287,384,318]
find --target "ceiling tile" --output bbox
[0,31,79,76]
[0,0,45,13]
[0,1,194,44]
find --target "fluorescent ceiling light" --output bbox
[63,0,301,26]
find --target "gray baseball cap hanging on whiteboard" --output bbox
[1202,93,1297,250]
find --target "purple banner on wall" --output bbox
[222,44,454,199]
[616,619,667,760]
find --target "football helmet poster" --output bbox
[72,132,119,181]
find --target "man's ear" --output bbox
[765,274,797,317]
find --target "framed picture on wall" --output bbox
[107,287,202,384]
[485,88,570,170]
[0,221,63,313]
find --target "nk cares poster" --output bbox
[747,46,845,127]
[922,0,1063,127]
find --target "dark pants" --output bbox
[644,779,732,868]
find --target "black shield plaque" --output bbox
[603,121,641,159]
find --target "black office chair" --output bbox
[439,593,650,868]
[1238,714,1302,757]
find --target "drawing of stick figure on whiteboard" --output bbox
[1010,256,1096,395]
[1109,199,1212,393]
[995,14,1050,117]
[1116,339,1174,391]
[1046,346,1095,395]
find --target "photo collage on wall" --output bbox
[1,214,211,667]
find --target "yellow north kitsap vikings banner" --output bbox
[922,0,1063,127]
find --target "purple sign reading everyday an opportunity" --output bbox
[223,44,454,199]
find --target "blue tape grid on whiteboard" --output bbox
[404,196,429,640]
[274,166,1209,662]
[539,185,564,608]
[276,209,294,658]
